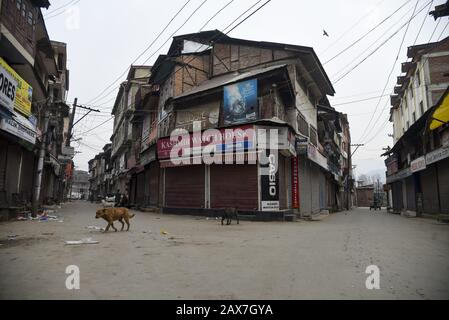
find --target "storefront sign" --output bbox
[386,167,412,184]
[410,156,426,173]
[292,156,299,209]
[425,145,449,165]
[0,111,36,144]
[223,79,258,125]
[175,101,219,132]
[157,124,255,160]
[0,58,32,117]
[260,150,279,211]
[385,155,398,176]
[0,61,17,112]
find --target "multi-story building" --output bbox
[88,143,112,201]
[110,66,151,194]
[91,31,351,219]
[71,170,89,199]
[0,0,71,218]
[384,36,449,216]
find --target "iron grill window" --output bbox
[297,113,309,137]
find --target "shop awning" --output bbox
[429,87,449,131]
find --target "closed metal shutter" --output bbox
[210,164,258,210]
[165,165,205,208]
[0,140,7,192]
[298,157,311,215]
[149,162,159,206]
[392,181,403,213]
[19,150,34,202]
[437,158,449,214]
[311,164,320,214]
[421,164,439,214]
[136,172,145,206]
[405,176,416,211]
[144,167,151,206]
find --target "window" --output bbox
[417,70,421,86]
[420,101,424,115]
[16,0,21,10]
[412,112,416,122]
[22,2,26,17]
[27,10,33,25]
[297,113,309,137]
[407,121,410,129]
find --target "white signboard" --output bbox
[425,146,449,165]
[0,63,18,112]
[410,156,426,173]
[0,112,36,144]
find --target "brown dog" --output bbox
[95,207,135,232]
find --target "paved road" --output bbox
[0,201,448,299]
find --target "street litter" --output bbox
[7,234,18,240]
[161,230,168,235]
[65,238,99,245]
[86,226,104,231]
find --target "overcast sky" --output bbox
[44,0,448,177]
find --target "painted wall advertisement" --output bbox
[0,58,32,117]
[260,149,280,211]
[175,101,219,132]
[223,79,258,125]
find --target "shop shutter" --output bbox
[149,162,159,206]
[437,158,449,214]
[0,141,7,192]
[405,176,416,211]
[136,172,145,206]
[210,164,258,210]
[421,164,439,214]
[165,165,204,208]
[298,157,312,215]
[392,181,403,212]
[144,166,151,206]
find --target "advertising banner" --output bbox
[175,101,219,132]
[0,58,32,117]
[157,124,255,160]
[0,60,17,112]
[223,79,258,125]
[0,112,36,144]
[260,149,280,211]
[292,156,299,209]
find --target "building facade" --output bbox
[384,36,449,216]
[0,0,72,219]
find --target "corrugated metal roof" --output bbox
[173,64,287,101]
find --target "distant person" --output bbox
[114,190,121,207]
[120,192,129,208]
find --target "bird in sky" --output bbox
[323,29,329,37]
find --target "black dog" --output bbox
[222,207,239,225]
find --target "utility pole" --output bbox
[32,83,54,216]
[66,98,78,147]
[64,100,99,201]
[348,144,364,211]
